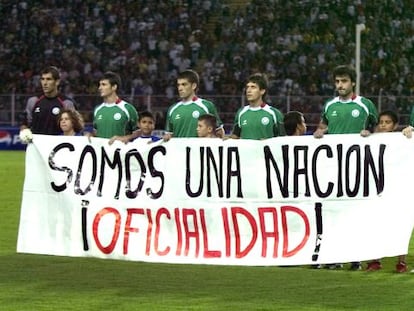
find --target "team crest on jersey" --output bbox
[114,113,122,120]
[192,111,200,119]
[261,117,270,125]
[34,107,41,113]
[52,107,60,115]
[351,109,360,118]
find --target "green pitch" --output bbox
[1,151,414,311]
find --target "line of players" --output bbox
[21,65,414,272]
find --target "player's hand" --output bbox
[215,127,225,139]
[84,132,93,143]
[313,129,325,139]
[360,129,371,137]
[402,126,413,138]
[108,135,129,145]
[163,133,173,142]
[19,128,33,144]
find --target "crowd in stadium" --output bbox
[1,0,413,120]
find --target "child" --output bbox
[197,114,218,138]
[58,109,84,136]
[284,111,307,136]
[134,111,160,143]
[375,110,398,133]
[367,110,407,272]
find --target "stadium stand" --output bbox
[0,0,413,129]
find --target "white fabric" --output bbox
[17,133,414,265]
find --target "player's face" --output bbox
[59,113,74,133]
[197,120,211,137]
[99,79,116,98]
[377,115,396,133]
[41,73,59,97]
[139,117,155,136]
[335,75,354,99]
[177,78,196,101]
[245,82,265,106]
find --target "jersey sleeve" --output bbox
[164,106,173,133]
[274,108,286,136]
[206,100,223,127]
[364,98,379,131]
[24,96,39,126]
[92,105,100,131]
[410,107,414,126]
[231,108,242,137]
[320,106,329,126]
[126,104,139,134]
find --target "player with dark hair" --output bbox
[314,65,378,138]
[231,73,284,140]
[21,66,76,135]
[92,71,138,139]
[163,69,223,140]
[313,64,378,271]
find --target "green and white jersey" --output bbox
[232,103,285,140]
[93,99,138,138]
[165,96,222,137]
[321,95,378,134]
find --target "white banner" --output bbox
[17,133,414,265]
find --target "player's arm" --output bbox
[313,121,328,138]
[108,129,143,145]
[360,100,378,137]
[162,113,174,141]
[209,102,223,128]
[229,124,241,139]
[21,96,38,130]
[162,132,173,142]
[275,109,285,136]
[215,124,225,138]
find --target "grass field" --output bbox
[1,150,414,311]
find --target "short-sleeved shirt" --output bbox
[93,99,138,138]
[26,94,75,135]
[165,96,222,138]
[232,103,285,140]
[321,95,378,134]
